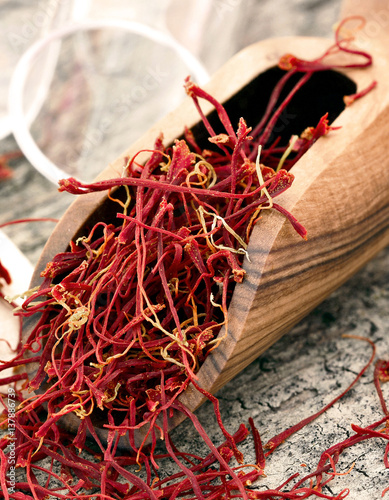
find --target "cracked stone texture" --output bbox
[1,0,389,498]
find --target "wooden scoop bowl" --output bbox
[24,0,389,443]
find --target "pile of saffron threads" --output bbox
[0,17,383,500]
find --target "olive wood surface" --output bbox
[23,0,389,443]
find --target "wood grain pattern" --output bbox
[24,1,389,443]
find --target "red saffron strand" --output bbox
[265,335,376,455]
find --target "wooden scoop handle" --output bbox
[341,0,389,43]
[342,0,388,18]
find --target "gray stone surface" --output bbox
[1,1,389,498]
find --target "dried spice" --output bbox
[0,18,381,499]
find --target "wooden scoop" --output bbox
[24,0,389,443]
